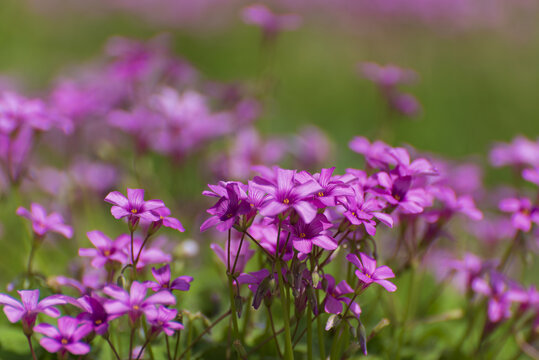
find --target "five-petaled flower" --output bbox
[346,253,397,292]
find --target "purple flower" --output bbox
[490,136,539,168]
[340,184,393,236]
[346,253,397,292]
[104,281,176,323]
[348,137,395,170]
[146,264,193,292]
[242,4,301,37]
[104,188,165,224]
[149,207,185,232]
[200,182,250,232]
[322,275,361,319]
[16,203,73,238]
[254,168,323,223]
[499,197,539,232]
[147,306,183,336]
[472,273,528,323]
[375,173,432,214]
[34,316,92,355]
[360,63,417,88]
[296,167,354,208]
[426,186,483,222]
[0,290,67,335]
[78,231,129,268]
[286,214,337,254]
[75,295,109,335]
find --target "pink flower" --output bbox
[16,203,73,238]
[346,253,397,292]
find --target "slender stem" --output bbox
[129,327,136,360]
[245,231,275,260]
[316,303,326,359]
[498,231,521,271]
[227,229,232,272]
[319,230,351,269]
[185,318,193,360]
[105,336,121,360]
[231,232,246,275]
[136,335,153,360]
[26,335,37,360]
[306,303,313,360]
[173,330,181,360]
[26,236,41,277]
[178,310,231,360]
[275,221,294,360]
[228,275,241,359]
[267,306,283,359]
[165,335,172,360]
[130,230,136,266]
[134,234,151,268]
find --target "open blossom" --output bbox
[296,167,354,208]
[0,290,67,335]
[254,168,323,223]
[75,295,109,335]
[489,136,539,168]
[349,137,395,170]
[346,253,397,292]
[34,316,92,356]
[149,207,185,232]
[146,264,193,292]
[286,214,337,254]
[147,306,183,336]
[375,173,431,214]
[16,203,73,238]
[499,197,539,232]
[104,188,165,223]
[104,281,175,323]
[78,230,129,268]
[200,182,250,232]
[340,184,393,236]
[322,275,361,319]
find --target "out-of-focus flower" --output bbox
[242,4,301,38]
[16,203,73,238]
[499,197,539,232]
[286,214,336,254]
[201,182,251,232]
[211,236,255,274]
[322,275,361,318]
[490,136,539,168]
[75,295,109,335]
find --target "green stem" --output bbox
[128,327,136,360]
[26,235,41,278]
[307,302,313,360]
[267,305,283,359]
[185,318,193,360]
[316,307,326,359]
[276,259,294,360]
[228,276,241,341]
[178,310,231,360]
[26,335,37,360]
[104,336,121,360]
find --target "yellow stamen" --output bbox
[95,320,102,325]
[103,250,111,256]
[131,209,138,214]
[61,339,68,345]
[318,192,324,197]
[283,198,290,204]
[133,305,140,310]
[300,233,306,238]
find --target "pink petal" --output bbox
[104,191,128,207]
[39,337,62,353]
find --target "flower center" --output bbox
[300,233,306,238]
[61,338,68,345]
[131,209,138,214]
[160,215,164,220]
[133,305,140,311]
[318,192,324,197]
[103,250,111,256]
[95,320,102,325]
[283,198,290,204]
[522,208,531,216]
[394,194,401,201]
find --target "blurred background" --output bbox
[2,0,539,164]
